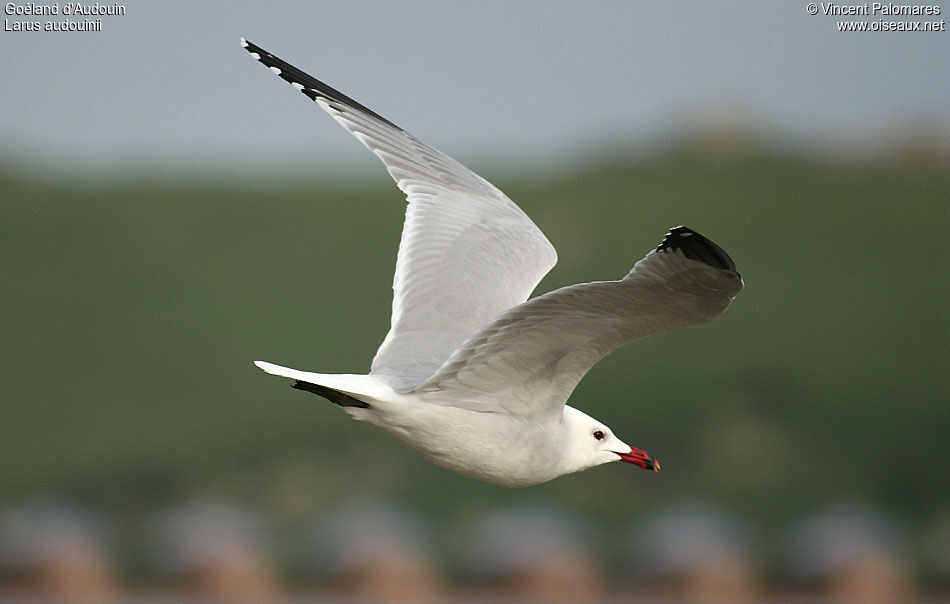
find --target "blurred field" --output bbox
[1,140,948,601]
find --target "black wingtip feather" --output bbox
[240,37,402,131]
[656,226,737,272]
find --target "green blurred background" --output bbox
[3,146,948,595]
[1,2,948,601]
[4,147,949,517]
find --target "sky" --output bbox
[1,1,948,176]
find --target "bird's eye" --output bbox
[593,430,605,441]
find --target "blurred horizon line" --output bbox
[3,109,948,184]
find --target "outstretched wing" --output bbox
[241,38,557,391]
[415,227,743,419]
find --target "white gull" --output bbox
[241,38,743,487]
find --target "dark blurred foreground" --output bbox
[1,498,947,603]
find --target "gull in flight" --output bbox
[241,38,743,487]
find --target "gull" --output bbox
[241,38,743,487]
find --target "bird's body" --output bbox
[242,38,743,486]
[362,389,569,488]
[258,361,616,486]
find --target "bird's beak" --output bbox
[616,447,660,472]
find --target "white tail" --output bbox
[254,361,394,400]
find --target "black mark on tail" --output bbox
[292,381,370,408]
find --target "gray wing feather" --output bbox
[415,228,743,418]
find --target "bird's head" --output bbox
[560,405,660,475]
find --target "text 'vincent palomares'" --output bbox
[817,2,941,15]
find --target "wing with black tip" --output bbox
[241,38,557,391]
[416,226,743,417]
